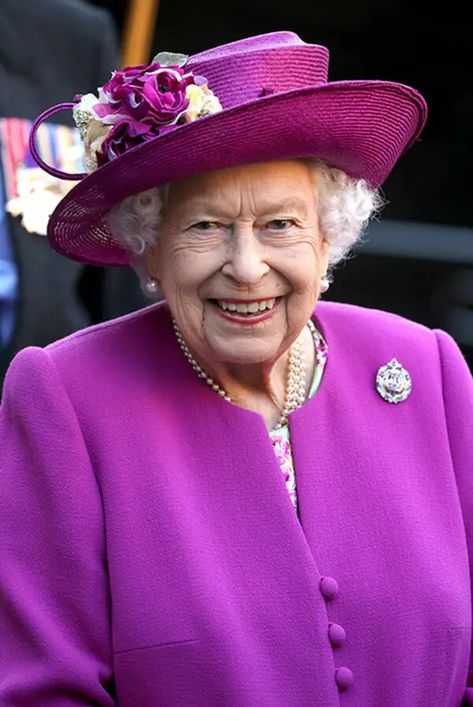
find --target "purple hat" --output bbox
[30,31,427,267]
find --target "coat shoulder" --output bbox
[45,302,170,369]
[316,300,433,338]
[315,300,437,353]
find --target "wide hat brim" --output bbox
[48,79,427,267]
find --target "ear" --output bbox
[143,245,161,285]
[319,235,330,274]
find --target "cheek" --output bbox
[277,242,326,336]
[274,240,324,294]
[159,247,212,296]
[158,247,223,336]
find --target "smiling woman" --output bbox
[146,160,332,429]
[2,30,473,707]
[107,157,377,429]
[107,155,382,430]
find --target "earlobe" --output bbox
[320,276,330,293]
[143,247,161,283]
[145,276,160,294]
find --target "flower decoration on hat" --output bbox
[73,52,222,172]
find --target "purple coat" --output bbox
[1,300,472,706]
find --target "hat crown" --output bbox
[188,32,330,109]
[190,31,311,60]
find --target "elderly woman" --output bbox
[1,31,472,707]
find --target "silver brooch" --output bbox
[376,358,412,404]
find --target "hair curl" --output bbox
[108,158,385,296]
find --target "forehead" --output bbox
[165,159,317,214]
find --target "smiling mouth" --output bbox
[209,297,281,316]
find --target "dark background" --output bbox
[90,0,473,367]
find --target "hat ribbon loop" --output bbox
[29,102,87,181]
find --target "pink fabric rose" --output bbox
[96,119,159,166]
[94,63,194,131]
[73,54,220,168]
[92,62,200,165]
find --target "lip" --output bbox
[209,296,282,326]
[214,297,276,304]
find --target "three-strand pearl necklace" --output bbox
[172,318,318,431]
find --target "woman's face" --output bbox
[149,159,329,368]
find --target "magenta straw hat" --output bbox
[30,31,428,267]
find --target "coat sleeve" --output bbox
[0,348,115,705]
[434,330,473,705]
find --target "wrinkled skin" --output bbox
[146,159,330,428]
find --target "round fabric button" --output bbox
[319,576,339,600]
[335,666,354,691]
[328,622,347,647]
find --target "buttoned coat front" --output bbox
[1,300,472,706]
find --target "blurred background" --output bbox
[1,0,471,378]
[94,0,473,370]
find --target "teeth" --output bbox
[260,299,275,311]
[236,303,248,313]
[216,298,276,314]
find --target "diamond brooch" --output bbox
[376,358,412,404]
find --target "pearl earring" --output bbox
[145,277,159,294]
[320,276,330,293]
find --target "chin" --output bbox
[210,342,280,366]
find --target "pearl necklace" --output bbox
[172,318,318,431]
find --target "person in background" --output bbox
[0,0,146,384]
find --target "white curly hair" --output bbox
[107,158,385,296]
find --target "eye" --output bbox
[191,221,220,231]
[267,219,295,231]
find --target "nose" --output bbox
[221,228,270,285]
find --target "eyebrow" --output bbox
[179,197,309,217]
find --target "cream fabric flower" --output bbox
[185,84,223,121]
[72,93,112,172]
